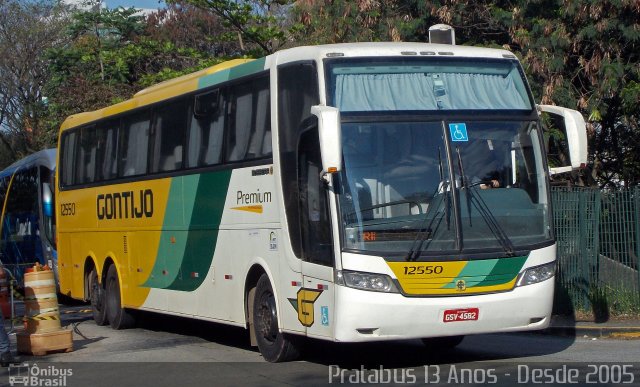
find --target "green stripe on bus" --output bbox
[143,176,196,288]
[198,58,266,89]
[143,170,232,291]
[474,255,527,287]
[166,170,232,291]
[442,258,498,288]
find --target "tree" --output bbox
[294,0,414,44]
[169,0,299,56]
[0,136,16,169]
[44,3,223,133]
[66,1,146,82]
[145,2,241,57]
[0,0,71,163]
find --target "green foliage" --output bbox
[68,6,145,41]
[43,2,228,138]
[137,57,226,87]
[171,0,298,55]
[293,0,410,44]
[587,286,640,318]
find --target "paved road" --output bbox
[1,304,639,386]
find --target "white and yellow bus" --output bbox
[56,36,587,362]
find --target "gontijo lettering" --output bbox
[97,189,154,220]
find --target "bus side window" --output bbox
[298,126,334,266]
[61,131,77,186]
[188,89,225,167]
[226,75,271,162]
[227,83,253,162]
[75,126,98,184]
[119,112,151,177]
[247,78,271,158]
[151,99,187,173]
[277,61,320,259]
[97,120,119,181]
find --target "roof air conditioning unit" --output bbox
[429,24,456,45]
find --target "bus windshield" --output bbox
[326,57,532,112]
[337,119,551,256]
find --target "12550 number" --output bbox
[60,202,76,216]
[403,265,444,275]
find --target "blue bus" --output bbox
[0,149,57,287]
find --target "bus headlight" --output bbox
[335,270,399,293]
[516,262,556,287]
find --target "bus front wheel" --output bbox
[105,265,135,330]
[89,269,108,326]
[253,274,300,362]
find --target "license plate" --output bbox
[443,308,479,322]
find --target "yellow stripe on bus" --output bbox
[231,205,263,214]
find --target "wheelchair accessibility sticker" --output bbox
[321,306,329,326]
[449,123,468,142]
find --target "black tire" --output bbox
[253,274,300,362]
[421,335,464,349]
[105,265,135,330]
[89,269,108,326]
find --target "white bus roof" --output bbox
[272,42,518,64]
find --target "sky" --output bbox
[105,0,165,9]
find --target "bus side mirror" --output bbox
[311,105,342,175]
[42,182,54,217]
[538,105,588,175]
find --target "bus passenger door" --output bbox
[298,127,335,338]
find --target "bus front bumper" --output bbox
[332,278,553,342]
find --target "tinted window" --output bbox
[1,167,42,272]
[188,90,225,167]
[97,119,119,181]
[61,132,77,186]
[5,167,38,230]
[119,112,151,177]
[75,126,98,184]
[227,76,271,162]
[152,100,187,173]
[298,127,333,266]
[278,62,320,258]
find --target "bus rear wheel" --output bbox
[421,335,464,349]
[105,265,135,330]
[89,269,108,326]
[253,274,300,362]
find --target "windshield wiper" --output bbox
[405,148,450,261]
[346,199,424,222]
[456,147,516,256]
[439,148,451,230]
